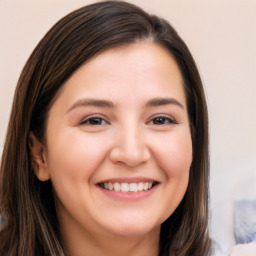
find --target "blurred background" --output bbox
[0,0,255,254]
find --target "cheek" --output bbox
[151,131,192,220]
[45,129,109,185]
[153,131,193,178]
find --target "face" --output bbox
[33,42,192,240]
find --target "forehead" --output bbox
[82,42,183,82]
[50,42,187,112]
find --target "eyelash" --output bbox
[149,116,177,125]
[80,115,177,126]
[80,116,108,126]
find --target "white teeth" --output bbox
[138,182,144,191]
[120,183,129,192]
[143,182,149,190]
[108,182,114,191]
[148,181,153,189]
[114,182,121,191]
[100,181,155,192]
[129,183,138,192]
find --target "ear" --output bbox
[28,132,50,181]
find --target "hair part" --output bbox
[0,1,211,255]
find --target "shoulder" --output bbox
[228,242,256,256]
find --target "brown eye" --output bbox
[81,117,107,125]
[151,116,177,125]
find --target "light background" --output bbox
[0,0,255,253]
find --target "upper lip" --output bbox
[97,176,159,184]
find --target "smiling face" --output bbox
[31,42,192,245]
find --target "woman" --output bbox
[0,1,210,255]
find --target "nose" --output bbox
[109,125,151,167]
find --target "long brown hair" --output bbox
[0,1,211,255]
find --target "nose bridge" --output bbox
[124,123,143,154]
[110,120,150,167]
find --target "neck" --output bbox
[59,214,160,256]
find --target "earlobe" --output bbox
[28,132,50,181]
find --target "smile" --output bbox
[98,181,157,192]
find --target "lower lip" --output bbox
[97,184,159,201]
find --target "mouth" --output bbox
[97,181,158,193]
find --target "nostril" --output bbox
[109,144,151,167]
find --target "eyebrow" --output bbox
[67,97,184,113]
[67,99,115,112]
[146,97,184,109]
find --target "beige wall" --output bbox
[0,0,255,253]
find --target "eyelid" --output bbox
[147,114,178,125]
[80,114,110,125]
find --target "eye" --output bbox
[150,116,177,125]
[80,117,108,126]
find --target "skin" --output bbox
[30,42,193,256]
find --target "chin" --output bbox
[105,221,160,238]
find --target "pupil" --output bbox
[154,117,165,124]
[91,118,101,125]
